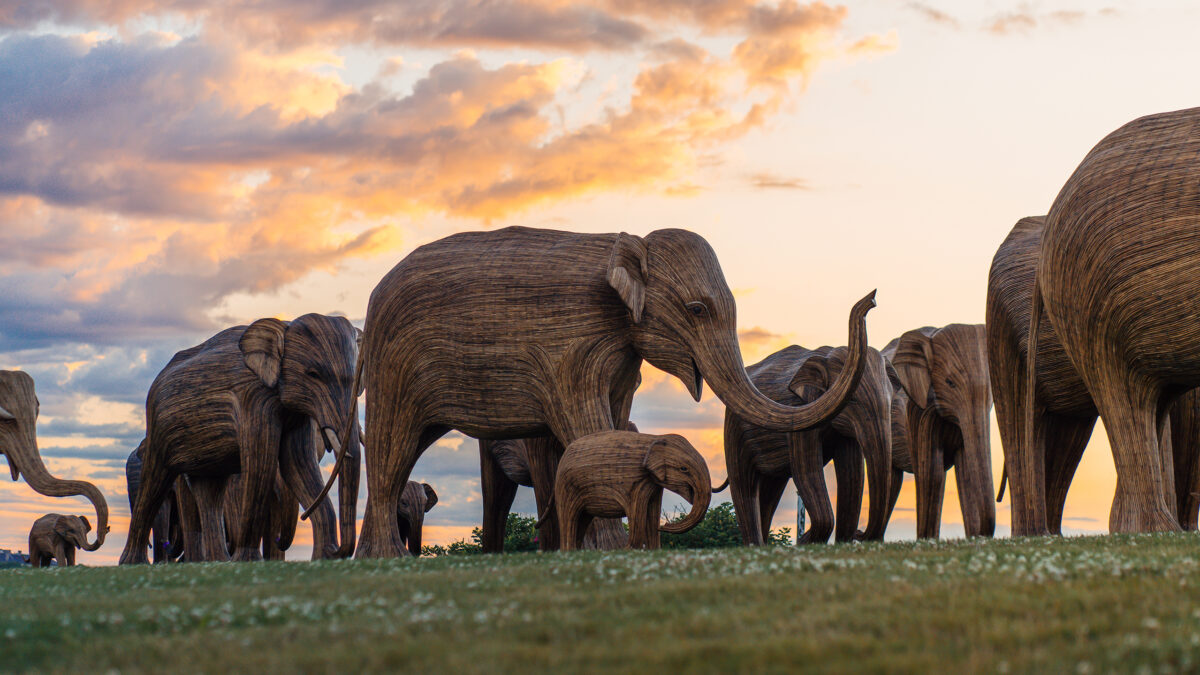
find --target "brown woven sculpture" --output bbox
[0,370,109,551]
[724,346,900,545]
[987,216,1100,536]
[883,325,994,539]
[222,473,300,561]
[544,430,711,550]
[396,480,438,556]
[126,443,182,562]
[1033,107,1200,533]
[119,314,361,564]
[28,514,94,567]
[351,227,874,558]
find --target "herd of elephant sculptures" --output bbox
[4,106,1200,567]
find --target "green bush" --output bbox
[662,502,792,549]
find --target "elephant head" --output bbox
[891,324,995,537]
[0,371,109,550]
[642,434,712,534]
[55,514,92,550]
[609,230,875,433]
[396,481,438,556]
[790,346,901,541]
[239,314,362,556]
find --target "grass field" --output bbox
[4,533,1200,673]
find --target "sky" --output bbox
[0,0,1195,564]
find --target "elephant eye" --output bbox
[306,369,321,379]
[685,301,708,317]
[679,465,690,474]
[945,378,956,389]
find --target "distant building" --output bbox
[0,548,29,566]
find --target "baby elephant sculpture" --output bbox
[396,481,438,556]
[545,431,711,550]
[29,514,93,567]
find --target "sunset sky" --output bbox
[1,0,1195,564]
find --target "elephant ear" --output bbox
[79,515,91,533]
[240,318,288,389]
[53,516,72,539]
[422,483,438,512]
[788,353,831,403]
[641,438,672,485]
[892,329,935,408]
[606,232,649,324]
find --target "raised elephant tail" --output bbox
[996,466,1008,502]
[535,496,556,530]
[712,477,729,493]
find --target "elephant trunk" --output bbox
[703,292,875,432]
[405,516,423,557]
[956,413,996,538]
[18,447,109,550]
[334,423,361,559]
[303,343,363,523]
[659,475,711,535]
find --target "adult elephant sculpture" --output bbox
[724,346,900,546]
[1,370,108,552]
[126,443,183,563]
[119,314,361,564]
[1032,107,1200,534]
[882,324,994,539]
[348,227,874,558]
[28,514,94,567]
[223,472,300,561]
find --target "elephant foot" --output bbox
[310,544,340,561]
[1109,503,1180,534]
[231,547,263,563]
[118,548,150,565]
[354,531,406,559]
[798,527,832,545]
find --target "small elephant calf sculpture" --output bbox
[545,431,711,550]
[397,481,438,556]
[29,514,93,567]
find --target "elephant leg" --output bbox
[151,499,171,564]
[54,541,69,567]
[832,440,865,543]
[234,417,281,562]
[990,311,1048,537]
[65,545,76,566]
[628,492,663,550]
[119,440,175,565]
[725,415,766,545]
[269,476,298,557]
[1042,414,1096,535]
[525,436,563,552]
[189,476,230,562]
[175,478,203,562]
[910,407,946,539]
[1171,390,1200,530]
[1087,367,1178,533]
[883,467,904,530]
[223,474,244,553]
[790,431,834,544]
[558,505,585,552]
[280,424,337,559]
[582,518,630,550]
[358,421,445,559]
[757,474,789,544]
[479,439,520,554]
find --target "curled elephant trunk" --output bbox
[704,292,875,432]
[659,481,711,534]
[19,449,109,550]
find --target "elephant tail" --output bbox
[996,466,1007,502]
[712,477,729,493]
[535,496,556,530]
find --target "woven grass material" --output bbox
[119,314,361,564]
[883,324,994,539]
[1029,107,1200,533]
[355,226,874,558]
[27,514,92,567]
[550,430,711,551]
[724,346,899,547]
[0,370,109,552]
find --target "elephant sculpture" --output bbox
[28,514,93,567]
[882,324,995,539]
[396,480,438,556]
[724,346,900,546]
[1030,107,1200,533]
[222,472,300,561]
[542,430,711,550]
[119,314,362,564]
[348,226,874,558]
[1,370,108,552]
[126,444,183,563]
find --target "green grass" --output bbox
[4,534,1200,673]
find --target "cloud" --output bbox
[748,172,810,190]
[983,7,1116,36]
[904,3,961,29]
